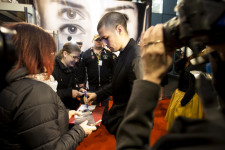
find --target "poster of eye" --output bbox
[34,0,147,51]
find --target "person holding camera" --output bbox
[117,20,225,150]
[117,0,225,149]
[0,22,96,150]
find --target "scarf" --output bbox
[25,74,58,92]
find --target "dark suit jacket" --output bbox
[96,38,142,135]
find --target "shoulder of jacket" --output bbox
[85,48,93,53]
[11,79,53,94]
[1,79,58,111]
[83,48,93,56]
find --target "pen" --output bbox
[93,119,102,126]
[84,91,88,109]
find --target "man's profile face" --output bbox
[98,25,121,52]
[34,0,138,51]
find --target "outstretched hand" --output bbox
[68,110,82,119]
[79,120,97,136]
[85,92,97,104]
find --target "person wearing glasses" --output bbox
[52,42,85,110]
[76,39,83,50]
[79,34,114,124]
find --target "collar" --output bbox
[90,48,107,55]
[6,67,29,83]
[119,38,136,55]
[55,57,73,73]
[6,67,58,92]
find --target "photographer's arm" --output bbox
[117,80,160,149]
[116,24,173,149]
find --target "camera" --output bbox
[163,0,225,53]
[0,26,17,91]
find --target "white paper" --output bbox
[77,104,96,112]
[98,60,102,66]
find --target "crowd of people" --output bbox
[0,22,96,149]
[1,0,225,149]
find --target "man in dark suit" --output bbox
[86,12,142,136]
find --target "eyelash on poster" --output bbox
[61,8,85,20]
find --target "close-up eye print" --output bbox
[59,24,85,35]
[61,8,85,21]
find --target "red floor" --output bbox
[150,98,170,146]
[76,98,170,150]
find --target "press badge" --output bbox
[98,60,102,66]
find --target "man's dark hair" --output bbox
[97,12,128,33]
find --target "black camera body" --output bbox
[0,26,17,91]
[163,0,225,53]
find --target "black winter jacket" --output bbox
[52,57,80,110]
[79,48,114,88]
[0,68,85,150]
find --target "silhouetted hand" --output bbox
[140,24,173,84]
[72,89,84,98]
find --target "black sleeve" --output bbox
[109,52,115,82]
[180,73,196,106]
[116,80,160,150]
[210,52,225,105]
[15,84,85,150]
[128,55,143,91]
[96,83,112,102]
[56,88,73,99]
[78,52,87,84]
[52,66,73,99]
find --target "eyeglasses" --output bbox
[67,53,80,60]
[76,42,83,45]
[95,38,102,42]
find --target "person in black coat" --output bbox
[79,35,114,92]
[52,43,85,110]
[86,12,142,136]
[0,22,96,150]
[117,23,225,149]
[79,34,115,123]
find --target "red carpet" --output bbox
[150,98,170,146]
[76,98,170,150]
[76,125,116,150]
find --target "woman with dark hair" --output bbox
[53,42,85,110]
[0,22,96,150]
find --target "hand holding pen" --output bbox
[86,92,97,105]
[84,91,88,109]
